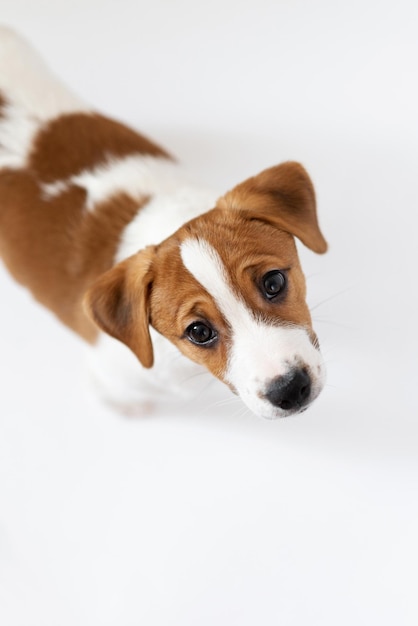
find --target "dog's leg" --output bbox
[86,336,172,416]
[86,331,210,416]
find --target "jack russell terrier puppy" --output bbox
[0,28,327,419]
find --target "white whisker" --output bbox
[312,317,359,331]
[310,287,353,313]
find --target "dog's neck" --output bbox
[113,158,217,263]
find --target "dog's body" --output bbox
[0,28,327,419]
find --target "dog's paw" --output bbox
[100,395,157,418]
[86,381,161,417]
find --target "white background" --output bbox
[1,1,417,624]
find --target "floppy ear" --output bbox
[217,161,327,253]
[83,246,156,368]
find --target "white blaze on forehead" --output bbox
[180,238,249,325]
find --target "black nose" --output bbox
[265,369,311,411]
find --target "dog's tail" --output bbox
[0,26,88,120]
[0,27,91,171]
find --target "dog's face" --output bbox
[85,162,328,419]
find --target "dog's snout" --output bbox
[265,368,311,412]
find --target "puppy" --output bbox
[0,28,327,419]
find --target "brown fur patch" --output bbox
[0,167,147,341]
[28,112,171,183]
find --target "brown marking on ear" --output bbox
[29,112,171,183]
[83,247,156,368]
[217,161,327,254]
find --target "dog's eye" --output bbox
[262,270,286,299]
[185,322,217,346]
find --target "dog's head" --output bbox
[84,162,327,419]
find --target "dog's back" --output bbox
[0,27,168,340]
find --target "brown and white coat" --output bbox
[0,28,327,418]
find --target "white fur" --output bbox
[0,101,39,169]
[0,27,88,120]
[41,154,217,224]
[181,238,244,321]
[227,324,325,420]
[0,28,89,171]
[86,329,211,415]
[114,161,217,261]
[180,238,325,419]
